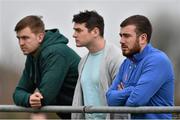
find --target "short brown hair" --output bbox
[14,15,45,34]
[72,10,104,37]
[120,15,152,43]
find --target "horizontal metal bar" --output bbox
[84,106,180,113]
[1,105,180,113]
[0,105,84,113]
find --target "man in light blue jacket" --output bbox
[72,10,124,119]
[106,15,174,119]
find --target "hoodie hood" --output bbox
[40,29,68,51]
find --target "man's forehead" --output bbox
[73,23,87,29]
[121,25,136,32]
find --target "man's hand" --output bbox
[117,82,124,90]
[29,92,43,108]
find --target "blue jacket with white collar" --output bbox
[106,44,174,119]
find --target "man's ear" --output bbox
[91,27,100,37]
[139,33,148,45]
[38,32,45,43]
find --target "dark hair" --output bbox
[72,10,104,37]
[14,15,45,34]
[120,15,152,43]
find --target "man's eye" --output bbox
[77,29,82,32]
[22,36,29,40]
[124,35,129,37]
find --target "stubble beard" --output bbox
[122,39,141,58]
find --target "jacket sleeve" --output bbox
[39,52,69,105]
[13,57,36,107]
[125,55,172,106]
[106,64,134,106]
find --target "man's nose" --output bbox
[19,39,24,45]
[120,38,125,44]
[73,32,77,38]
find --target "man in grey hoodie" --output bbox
[72,10,125,119]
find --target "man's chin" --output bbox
[22,52,29,55]
[76,44,83,47]
[122,52,131,57]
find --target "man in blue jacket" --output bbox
[106,15,175,119]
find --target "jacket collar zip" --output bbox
[130,44,151,63]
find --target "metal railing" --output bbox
[1,105,180,114]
